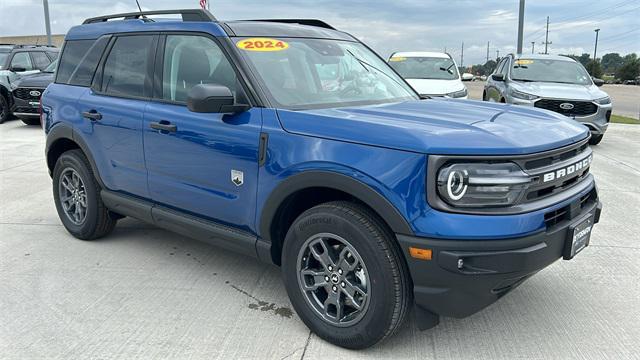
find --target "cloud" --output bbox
[0,0,637,64]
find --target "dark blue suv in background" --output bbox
[43,9,602,349]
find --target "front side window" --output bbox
[10,52,33,71]
[102,35,154,97]
[162,35,237,102]
[31,52,51,70]
[511,58,592,85]
[388,57,459,80]
[235,37,417,110]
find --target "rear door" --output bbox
[75,34,158,198]
[143,33,262,232]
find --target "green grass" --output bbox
[611,114,640,124]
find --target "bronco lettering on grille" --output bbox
[542,155,592,183]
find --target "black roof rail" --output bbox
[0,44,57,49]
[83,9,216,24]
[245,19,336,30]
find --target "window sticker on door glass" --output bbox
[236,38,289,51]
[389,57,407,62]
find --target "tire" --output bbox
[52,149,116,240]
[21,118,41,126]
[589,134,604,145]
[0,94,9,124]
[482,91,487,101]
[281,201,411,349]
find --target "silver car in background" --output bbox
[483,54,612,145]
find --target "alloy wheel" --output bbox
[58,168,88,225]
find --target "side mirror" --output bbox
[10,66,26,72]
[187,84,249,114]
[592,78,605,87]
[491,73,505,82]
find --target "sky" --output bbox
[0,0,638,66]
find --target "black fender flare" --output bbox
[259,170,414,245]
[45,123,106,188]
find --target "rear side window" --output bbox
[31,52,51,70]
[101,35,155,98]
[56,40,94,84]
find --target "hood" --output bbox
[512,81,607,100]
[14,72,54,88]
[276,99,589,155]
[405,78,464,96]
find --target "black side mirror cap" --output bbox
[592,78,605,87]
[187,84,249,114]
[492,73,505,82]
[10,66,27,72]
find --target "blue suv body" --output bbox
[43,9,602,349]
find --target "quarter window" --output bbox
[10,52,33,71]
[162,35,236,102]
[102,35,154,98]
[57,40,95,84]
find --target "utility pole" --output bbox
[42,0,52,46]
[460,41,464,68]
[517,0,525,54]
[531,41,535,54]
[593,28,601,62]
[486,41,490,63]
[496,49,500,60]
[543,16,551,54]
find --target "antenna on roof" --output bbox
[134,0,147,21]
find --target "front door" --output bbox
[143,34,262,233]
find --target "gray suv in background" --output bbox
[483,54,611,145]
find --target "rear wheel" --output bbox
[21,118,41,126]
[282,201,411,349]
[0,94,9,124]
[589,134,604,145]
[53,149,117,240]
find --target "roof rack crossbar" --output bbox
[82,9,216,25]
[245,19,336,30]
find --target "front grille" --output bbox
[519,140,592,203]
[544,188,597,228]
[14,107,39,114]
[534,99,598,117]
[13,88,44,101]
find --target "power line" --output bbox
[553,0,637,23]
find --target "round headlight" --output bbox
[446,169,468,200]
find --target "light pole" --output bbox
[593,28,601,62]
[517,0,525,54]
[42,0,52,46]
[531,41,535,54]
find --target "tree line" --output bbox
[468,53,639,81]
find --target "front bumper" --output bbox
[11,93,41,118]
[506,96,611,135]
[397,190,602,320]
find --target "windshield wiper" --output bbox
[345,49,413,92]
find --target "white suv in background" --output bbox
[388,51,467,98]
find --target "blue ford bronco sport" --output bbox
[43,9,602,349]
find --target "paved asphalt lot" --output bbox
[465,81,640,119]
[1,119,639,360]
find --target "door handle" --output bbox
[82,110,102,121]
[149,121,177,133]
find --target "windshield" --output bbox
[511,59,592,85]
[235,37,417,110]
[43,59,57,73]
[388,56,459,80]
[0,52,8,69]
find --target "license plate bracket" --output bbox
[563,213,594,260]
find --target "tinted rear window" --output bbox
[56,38,107,86]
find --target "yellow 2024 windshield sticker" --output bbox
[515,59,534,65]
[389,56,407,62]
[236,38,289,51]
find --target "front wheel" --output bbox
[0,95,9,124]
[282,201,411,349]
[589,134,604,145]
